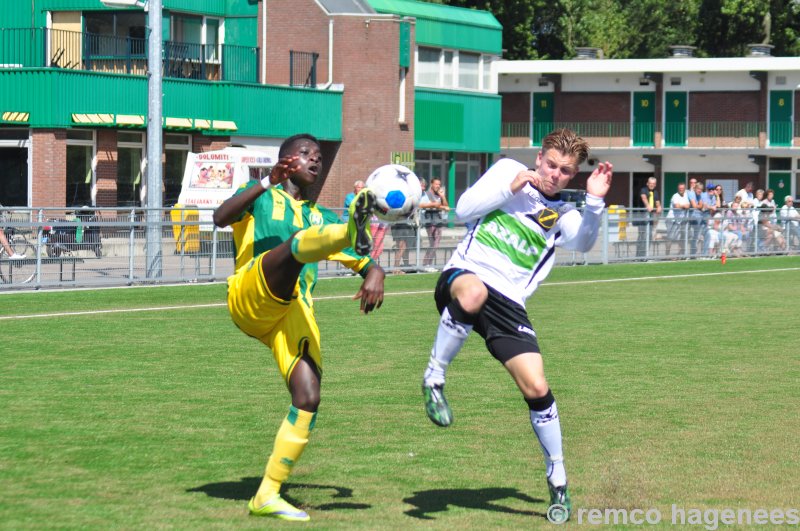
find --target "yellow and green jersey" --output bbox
[229,180,373,296]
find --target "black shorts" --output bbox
[434,268,540,363]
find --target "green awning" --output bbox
[367,0,502,54]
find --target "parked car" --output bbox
[560,189,587,208]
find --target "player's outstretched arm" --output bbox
[213,155,300,228]
[352,265,385,314]
[585,161,613,199]
[456,158,523,221]
[559,161,614,252]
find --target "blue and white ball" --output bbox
[365,164,422,222]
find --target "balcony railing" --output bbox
[502,121,798,149]
[0,28,260,83]
[289,50,318,88]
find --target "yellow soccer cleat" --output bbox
[248,495,310,521]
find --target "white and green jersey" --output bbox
[445,158,605,306]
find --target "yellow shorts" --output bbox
[226,253,321,385]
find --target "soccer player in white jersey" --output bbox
[421,128,613,522]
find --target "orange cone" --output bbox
[721,252,727,265]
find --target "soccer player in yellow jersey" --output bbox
[213,134,385,521]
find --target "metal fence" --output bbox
[0,28,260,83]
[1,206,798,291]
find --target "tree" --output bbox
[425,0,798,59]
[426,0,544,59]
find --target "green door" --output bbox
[664,92,687,146]
[767,172,791,196]
[769,91,793,147]
[663,172,687,202]
[633,92,655,146]
[532,93,554,145]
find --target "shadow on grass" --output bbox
[403,487,546,520]
[187,478,371,511]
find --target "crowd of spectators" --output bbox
[665,180,800,257]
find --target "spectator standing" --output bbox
[389,179,423,273]
[763,189,778,223]
[667,182,690,254]
[780,196,800,248]
[369,215,388,262]
[635,176,662,257]
[714,184,725,208]
[341,180,365,221]
[725,195,746,254]
[687,182,706,255]
[419,177,450,270]
[735,181,754,203]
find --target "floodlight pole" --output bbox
[145,0,163,279]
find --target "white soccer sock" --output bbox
[423,307,472,386]
[530,400,567,487]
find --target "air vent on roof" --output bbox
[574,47,603,60]
[668,45,696,58]
[747,44,773,57]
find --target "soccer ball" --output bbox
[365,164,422,221]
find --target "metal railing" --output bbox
[0,28,260,83]
[2,206,798,291]
[289,50,318,88]
[501,121,797,149]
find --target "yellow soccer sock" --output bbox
[290,224,348,264]
[253,406,317,506]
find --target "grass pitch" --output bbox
[2,256,799,529]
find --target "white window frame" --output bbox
[66,129,97,206]
[415,46,495,92]
[171,14,224,63]
[117,131,145,206]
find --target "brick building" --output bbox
[498,47,799,207]
[0,0,501,211]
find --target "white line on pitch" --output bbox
[1,267,798,321]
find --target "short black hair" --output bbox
[279,133,319,158]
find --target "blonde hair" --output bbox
[541,128,589,165]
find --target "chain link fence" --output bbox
[1,206,798,290]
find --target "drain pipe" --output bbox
[261,0,266,84]
[319,18,334,89]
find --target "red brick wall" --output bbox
[501,92,530,122]
[689,92,760,121]
[556,93,630,122]
[31,129,66,207]
[322,15,415,209]
[264,2,415,210]
[192,135,230,153]
[95,129,117,207]
[264,0,330,87]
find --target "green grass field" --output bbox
[2,256,800,529]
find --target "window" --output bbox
[442,51,454,88]
[417,47,440,86]
[164,134,190,207]
[414,151,447,184]
[454,152,481,198]
[458,52,479,90]
[769,158,791,171]
[117,132,144,207]
[416,47,494,91]
[172,14,223,62]
[481,55,494,92]
[66,130,95,207]
[84,11,146,57]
